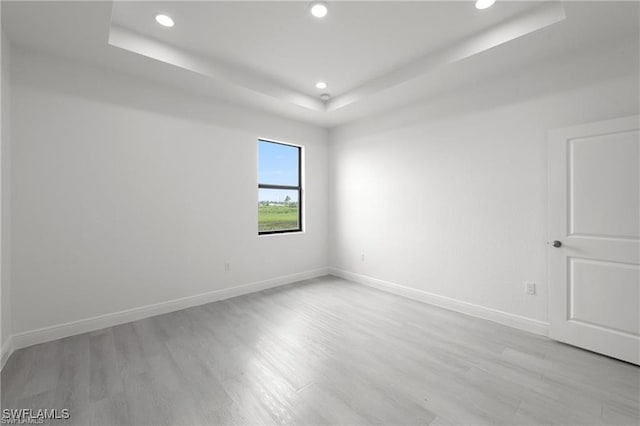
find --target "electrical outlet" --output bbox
[361,253,365,261]
[525,282,536,295]
[224,262,231,272]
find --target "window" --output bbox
[258,140,302,234]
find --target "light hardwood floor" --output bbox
[1,276,639,425]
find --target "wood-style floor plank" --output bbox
[2,276,638,425]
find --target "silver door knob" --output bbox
[552,240,562,248]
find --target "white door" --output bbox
[548,115,640,365]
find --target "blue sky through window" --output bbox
[258,141,299,203]
[258,141,299,185]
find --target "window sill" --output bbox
[258,230,305,238]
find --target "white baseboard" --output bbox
[8,268,329,356]
[329,268,550,336]
[3,267,548,369]
[1,335,14,370]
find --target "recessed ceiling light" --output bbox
[310,1,328,18]
[475,0,496,10]
[315,81,327,89]
[320,93,330,102]
[155,14,175,27]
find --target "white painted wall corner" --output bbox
[1,335,13,370]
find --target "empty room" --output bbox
[0,0,638,425]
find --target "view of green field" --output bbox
[258,204,299,232]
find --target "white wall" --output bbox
[1,20,12,358]
[10,47,329,336]
[329,40,639,327]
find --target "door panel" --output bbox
[570,130,639,239]
[549,115,640,365]
[569,257,639,335]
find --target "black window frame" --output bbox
[258,139,303,235]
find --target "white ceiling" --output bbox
[111,1,540,97]
[2,1,639,128]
